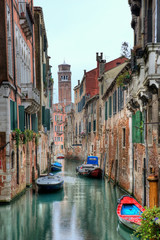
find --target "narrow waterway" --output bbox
[0,159,139,240]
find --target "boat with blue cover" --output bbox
[117,195,145,230]
[76,156,102,178]
[36,173,64,191]
[51,162,62,171]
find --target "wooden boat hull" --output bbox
[36,175,64,192]
[76,164,102,178]
[117,195,145,231]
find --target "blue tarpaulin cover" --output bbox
[87,156,98,165]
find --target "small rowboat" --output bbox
[36,174,64,192]
[51,162,62,171]
[117,195,145,230]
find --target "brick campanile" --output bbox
[58,61,71,106]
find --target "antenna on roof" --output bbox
[63,58,66,64]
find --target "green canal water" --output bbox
[0,159,139,240]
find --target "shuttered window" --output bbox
[132,111,144,143]
[46,109,50,131]
[88,122,91,133]
[31,113,38,133]
[109,96,112,118]
[19,106,25,132]
[105,101,108,120]
[93,120,96,132]
[10,100,17,130]
[42,106,46,126]
[113,90,117,115]
[43,64,46,84]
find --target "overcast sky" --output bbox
[34,0,133,103]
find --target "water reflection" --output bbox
[0,159,140,240]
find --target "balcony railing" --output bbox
[56,131,63,136]
[21,83,40,113]
[19,2,34,39]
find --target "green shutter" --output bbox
[19,106,25,132]
[136,111,141,143]
[46,109,50,130]
[109,96,112,117]
[43,64,46,84]
[93,120,96,132]
[14,101,17,129]
[10,100,14,130]
[42,106,45,126]
[35,115,38,133]
[105,101,108,120]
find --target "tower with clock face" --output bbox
[58,61,71,106]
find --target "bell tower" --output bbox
[58,61,71,106]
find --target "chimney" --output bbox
[84,69,86,75]
[101,52,103,60]
[78,80,80,85]
[96,52,99,61]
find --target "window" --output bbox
[61,116,62,121]
[61,126,62,131]
[99,107,101,117]
[61,137,62,141]
[88,122,91,133]
[0,158,2,169]
[122,128,126,147]
[105,101,108,120]
[55,125,57,131]
[10,100,17,130]
[55,115,57,121]
[61,145,63,149]
[113,90,117,115]
[55,137,56,142]
[109,96,112,117]
[101,84,103,95]
[93,120,96,132]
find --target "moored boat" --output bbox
[51,162,62,171]
[117,195,145,230]
[76,156,102,178]
[57,154,64,159]
[36,174,64,192]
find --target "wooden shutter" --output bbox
[109,96,112,117]
[105,101,108,120]
[43,64,46,84]
[46,109,50,131]
[10,100,14,130]
[19,106,25,132]
[135,111,141,143]
[42,106,45,126]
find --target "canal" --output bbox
[0,159,139,240]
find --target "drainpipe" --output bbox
[11,0,19,184]
[143,109,148,206]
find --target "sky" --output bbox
[34,0,133,103]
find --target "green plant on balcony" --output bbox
[134,206,160,240]
[12,128,22,147]
[23,129,34,144]
[116,71,131,87]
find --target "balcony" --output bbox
[19,2,34,39]
[21,83,40,114]
[57,120,63,125]
[56,131,63,136]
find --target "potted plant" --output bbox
[134,206,160,240]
